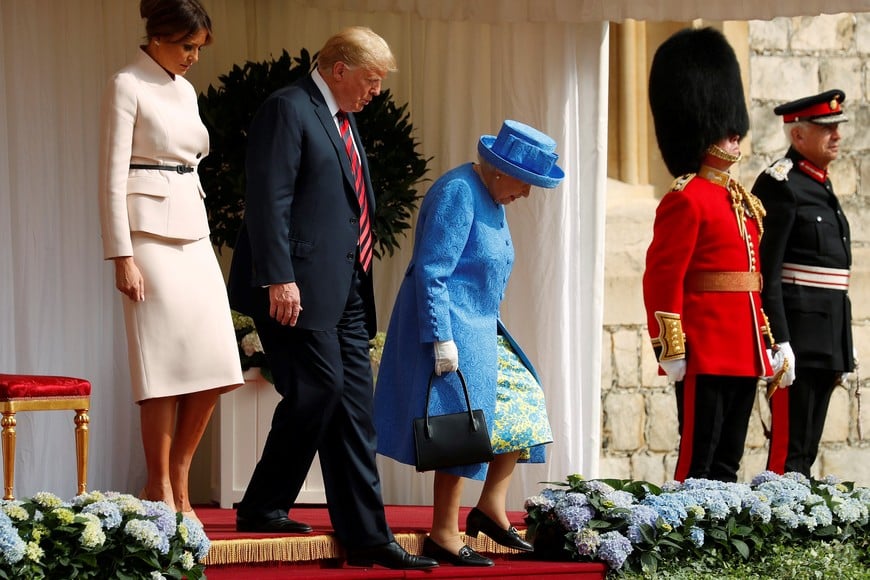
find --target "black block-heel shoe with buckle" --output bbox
[465,507,533,552]
[422,537,494,567]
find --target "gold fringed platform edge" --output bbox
[203,530,529,566]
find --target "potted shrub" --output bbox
[197,48,430,256]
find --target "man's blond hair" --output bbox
[317,26,397,73]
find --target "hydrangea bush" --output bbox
[0,491,209,579]
[524,472,870,576]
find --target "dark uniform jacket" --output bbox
[752,147,854,372]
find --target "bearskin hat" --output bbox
[648,27,749,177]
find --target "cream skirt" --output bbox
[123,233,244,402]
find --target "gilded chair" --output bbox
[0,374,90,500]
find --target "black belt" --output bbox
[129,163,194,174]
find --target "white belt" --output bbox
[782,262,849,290]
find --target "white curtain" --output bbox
[0,0,605,508]
[3,0,867,507]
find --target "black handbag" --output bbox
[413,369,494,472]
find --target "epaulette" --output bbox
[668,173,695,192]
[764,158,792,182]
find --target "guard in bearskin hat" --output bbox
[642,27,788,482]
[752,90,855,477]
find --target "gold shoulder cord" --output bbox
[728,180,766,241]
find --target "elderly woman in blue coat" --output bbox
[374,120,563,567]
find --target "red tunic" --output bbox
[643,173,773,378]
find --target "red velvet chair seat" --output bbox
[0,374,91,399]
[0,373,91,500]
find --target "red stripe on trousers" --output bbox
[674,374,696,482]
[766,387,790,474]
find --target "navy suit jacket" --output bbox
[228,75,377,337]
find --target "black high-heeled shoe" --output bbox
[422,537,494,567]
[465,507,533,552]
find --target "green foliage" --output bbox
[613,541,870,579]
[198,49,430,256]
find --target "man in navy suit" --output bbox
[228,27,437,570]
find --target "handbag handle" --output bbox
[422,369,481,438]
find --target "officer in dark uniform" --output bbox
[752,89,855,477]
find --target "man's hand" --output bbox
[434,340,459,376]
[269,282,302,326]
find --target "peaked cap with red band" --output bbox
[774,89,848,125]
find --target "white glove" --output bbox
[434,340,459,376]
[777,342,796,387]
[660,359,686,382]
[767,347,785,374]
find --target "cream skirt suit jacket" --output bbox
[98,49,242,402]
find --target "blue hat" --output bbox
[477,120,564,189]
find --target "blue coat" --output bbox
[374,163,544,480]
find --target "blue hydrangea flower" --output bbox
[640,493,688,528]
[771,505,801,529]
[744,492,772,524]
[142,500,177,538]
[661,480,684,493]
[750,471,781,486]
[597,531,632,570]
[561,492,590,507]
[585,481,615,495]
[557,504,596,530]
[180,516,210,561]
[626,504,658,543]
[603,489,635,511]
[124,519,169,555]
[688,526,705,547]
[82,500,122,530]
[524,495,554,512]
[0,510,25,565]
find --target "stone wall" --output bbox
[600,13,870,486]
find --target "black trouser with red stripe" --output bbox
[766,367,838,477]
[674,374,757,482]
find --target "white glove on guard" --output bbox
[660,359,686,382]
[434,340,459,376]
[776,341,796,387]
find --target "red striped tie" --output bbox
[337,112,373,272]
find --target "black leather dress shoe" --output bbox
[422,537,494,567]
[466,507,533,551]
[346,540,438,569]
[235,515,313,534]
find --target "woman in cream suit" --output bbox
[98,0,242,521]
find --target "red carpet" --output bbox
[198,505,606,579]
